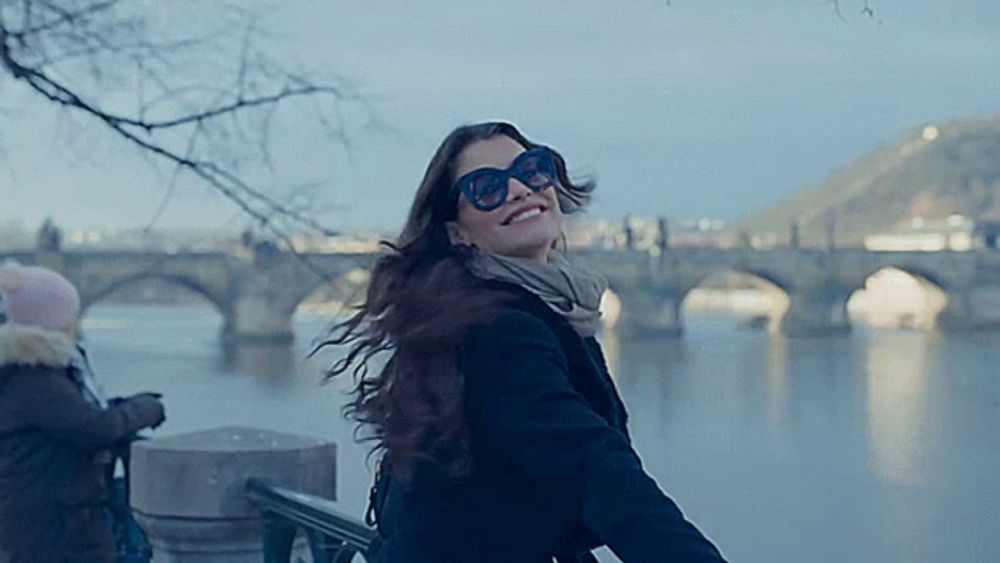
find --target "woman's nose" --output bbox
[506,177,532,201]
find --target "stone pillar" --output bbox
[623,215,636,250]
[34,220,66,273]
[130,426,337,563]
[615,288,684,337]
[224,250,299,343]
[225,290,295,343]
[656,217,669,251]
[779,290,851,336]
[824,212,837,252]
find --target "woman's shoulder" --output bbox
[462,282,564,340]
[460,284,568,357]
[475,306,553,338]
[472,279,563,325]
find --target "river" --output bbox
[81,305,1000,563]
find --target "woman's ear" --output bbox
[445,221,469,246]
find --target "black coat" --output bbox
[0,324,163,563]
[374,283,726,562]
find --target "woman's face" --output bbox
[446,135,563,262]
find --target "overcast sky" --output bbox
[3,0,1000,233]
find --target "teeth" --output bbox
[509,208,542,224]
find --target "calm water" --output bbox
[82,305,1000,563]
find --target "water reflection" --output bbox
[597,331,693,454]
[82,304,1000,562]
[863,330,938,487]
[220,342,299,380]
[765,335,789,437]
[599,328,621,381]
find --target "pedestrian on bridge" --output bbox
[321,122,727,562]
[0,263,166,563]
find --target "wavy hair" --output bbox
[318,122,594,480]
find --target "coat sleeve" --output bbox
[7,368,154,452]
[461,310,726,563]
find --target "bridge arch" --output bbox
[847,266,950,330]
[706,266,793,294]
[679,269,791,333]
[601,267,793,336]
[80,272,230,318]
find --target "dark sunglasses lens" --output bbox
[469,173,505,209]
[513,151,556,190]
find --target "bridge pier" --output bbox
[225,292,296,344]
[779,288,851,336]
[614,288,684,337]
[223,253,303,343]
[33,220,66,273]
[937,285,1000,331]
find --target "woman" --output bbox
[0,263,166,563]
[324,122,726,562]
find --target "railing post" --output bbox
[261,512,298,563]
[129,426,337,562]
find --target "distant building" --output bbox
[563,216,727,250]
[290,232,385,253]
[864,215,974,251]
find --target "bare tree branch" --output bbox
[828,0,877,21]
[861,0,875,18]
[144,120,203,231]
[9,0,119,41]
[131,85,353,131]
[0,0,370,278]
[829,0,846,22]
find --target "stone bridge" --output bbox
[5,244,1000,341]
[2,245,374,343]
[570,247,1000,336]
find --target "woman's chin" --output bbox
[498,236,558,260]
[484,217,559,258]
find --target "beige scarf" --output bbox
[467,249,608,337]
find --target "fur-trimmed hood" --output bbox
[0,323,76,368]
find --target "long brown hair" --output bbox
[318,122,594,479]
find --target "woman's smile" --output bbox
[502,203,548,226]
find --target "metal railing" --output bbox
[246,478,382,563]
[107,434,153,563]
[104,438,379,563]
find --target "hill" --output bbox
[734,116,1000,246]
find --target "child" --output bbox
[0,263,165,563]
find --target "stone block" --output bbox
[130,426,337,563]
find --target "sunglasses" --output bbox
[452,147,559,212]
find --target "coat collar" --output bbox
[0,323,76,368]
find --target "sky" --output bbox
[3,0,1000,234]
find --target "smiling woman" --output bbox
[318,121,727,562]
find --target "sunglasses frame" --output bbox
[452,147,559,212]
